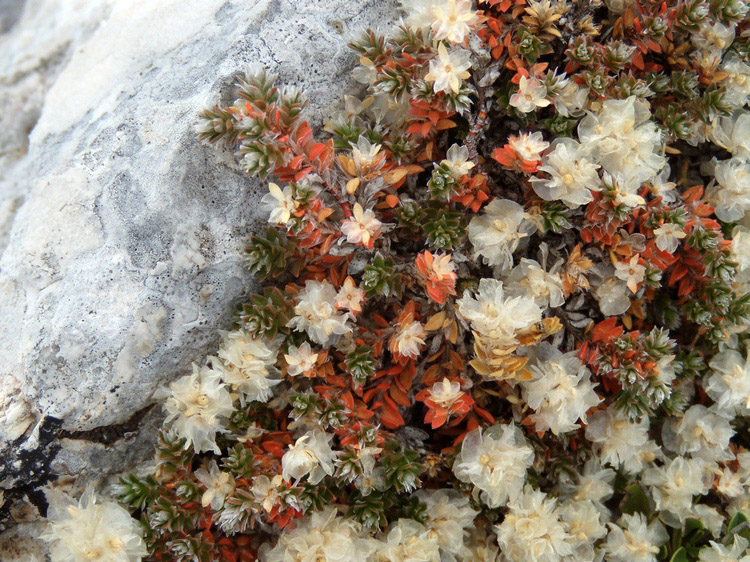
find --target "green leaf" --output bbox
[669,547,689,562]
[728,512,748,532]
[620,482,652,516]
[684,518,704,535]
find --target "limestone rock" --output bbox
[0,0,400,527]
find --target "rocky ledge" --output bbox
[0,0,400,545]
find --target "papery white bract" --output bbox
[287,280,352,347]
[217,328,281,403]
[530,138,600,208]
[706,349,750,415]
[282,429,340,484]
[457,278,542,348]
[603,513,667,562]
[585,407,658,473]
[425,43,471,94]
[510,75,551,113]
[467,199,530,271]
[195,459,236,510]
[259,507,377,562]
[453,424,534,508]
[494,486,575,562]
[523,348,601,435]
[261,183,298,226]
[156,363,234,454]
[42,486,147,562]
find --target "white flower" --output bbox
[464,526,501,561]
[603,513,667,562]
[494,486,575,562]
[709,112,750,158]
[427,377,464,409]
[562,459,615,505]
[284,342,319,377]
[509,131,550,161]
[585,408,657,473]
[606,171,647,208]
[457,278,542,349]
[698,536,750,562]
[431,0,478,44]
[42,486,147,562]
[195,460,235,510]
[287,280,352,347]
[614,254,646,293]
[341,203,382,248]
[560,499,607,561]
[336,277,365,314]
[453,424,534,508]
[375,519,441,562]
[653,222,687,253]
[708,156,750,222]
[721,55,750,110]
[425,43,471,94]
[259,507,377,562]
[731,227,750,293]
[662,404,735,462]
[390,319,426,358]
[643,457,711,523]
[349,447,386,496]
[467,198,530,270]
[157,364,234,454]
[261,183,298,226]
[351,135,383,172]
[506,258,565,308]
[692,21,735,56]
[415,489,478,559]
[400,0,436,30]
[510,75,551,113]
[595,277,631,317]
[578,96,665,187]
[523,348,601,435]
[217,329,281,403]
[236,422,266,443]
[281,429,340,484]
[706,349,750,415]
[554,80,589,117]
[529,138,601,208]
[693,504,725,538]
[442,143,475,178]
[251,474,285,513]
[716,465,746,499]
[647,166,678,202]
[729,494,750,520]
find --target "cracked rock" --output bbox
[0,0,401,541]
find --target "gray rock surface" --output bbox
[0,0,400,538]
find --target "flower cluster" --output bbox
[107,0,750,560]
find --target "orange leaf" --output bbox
[682,185,703,203]
[407,123,423,135]
[288,154,305,169]
[398,368,414,391]
[436,119,457,130]
[341,391,355,411]
[373,314,390,328]
[678,277,694,297]
[381,397,405,429]
[591,318,622,343]
[389,383,411,407]
[308,142,327,161]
